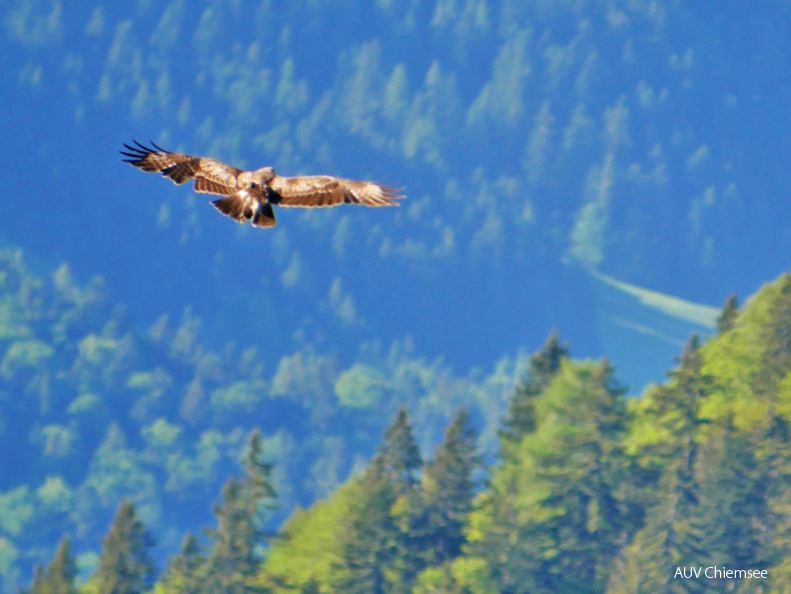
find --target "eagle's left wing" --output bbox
[271,175,403,208]
[120,140,241,196]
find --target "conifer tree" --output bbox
[697,423,772,574]
[611,336,713,592]
[378,405,423,494]
[46,536,77,594]
[204,429,277,594]
[336,407,423,594]
[335,456,399,594]
[470,359,633,593]
[26,536,77,594]
[499,330,567,456]
[650,335,709,484]
[93,499,155,594]
[419,407,479,566]
[716,293,739,333]
[28,565,46,594]
[539,359,632,590]
[159,533,204,594]
[381,407,424,592]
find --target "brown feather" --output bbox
[272,175,402,208]
[122,141,403,229]
[252,203,277,227]
[194,177,234,196]
[210,197,247,222]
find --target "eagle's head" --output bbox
[239,167,276,189]
[250,166,276,186]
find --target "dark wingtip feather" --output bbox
[120,141,150,161]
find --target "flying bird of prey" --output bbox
[120,141,402,228]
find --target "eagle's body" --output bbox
[120,141,402,227]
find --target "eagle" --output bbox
[120,140,402,228]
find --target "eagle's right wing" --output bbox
[120,140,241,196]
[271,174,402,207]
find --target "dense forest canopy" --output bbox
[17,271,791,592]
[2,1,791,592]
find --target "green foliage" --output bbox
[157,534,204,594]
[262,407,479,594]
[418,408,480,566]
[334,364,387,408]
[716,293,739,334]
[466,357,635,593]
[260,481,361,592]
[334,460,401,594]
[168,540,202,593]
[0,487,35,537]
[0,339,53,378]
[36,477,74,515]
[18,270,791,592]
[27,536,77,594]
[499,330,567,457]
[378,406,423,492]
[203,430,277,594]
[0,249,514,588]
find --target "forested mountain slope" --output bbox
[3,1,791,592]
[22,271,791,593]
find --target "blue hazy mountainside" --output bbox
[2,0,791,589]
[4,1,787,386]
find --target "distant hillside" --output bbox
[2,1,791,591]
[1,1,788,387]
[0,249,517,592]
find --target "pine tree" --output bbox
[93,499,155,594]
[538,359,632,591]
[27,537,77,594]
[335,456,400,594]
[204,429,277,594]
[160,533,204,594]
[648,335,710,486]
[378,405,423,494]
[28,565,46,594]
[469,358,633,594]
[612,336,713,592]
[419,408,480,566]
[697,423,773,574]
[716,293,739,333]
[42,536,77,594]
[335,407,423,594]
[499,331,567,456]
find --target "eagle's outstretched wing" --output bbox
[121,141,275,227]
[120,140,241,196]
[121,141,402,228]
[271,175,403,208]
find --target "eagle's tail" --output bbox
[211,197,276,228]
[252,203,276,227]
